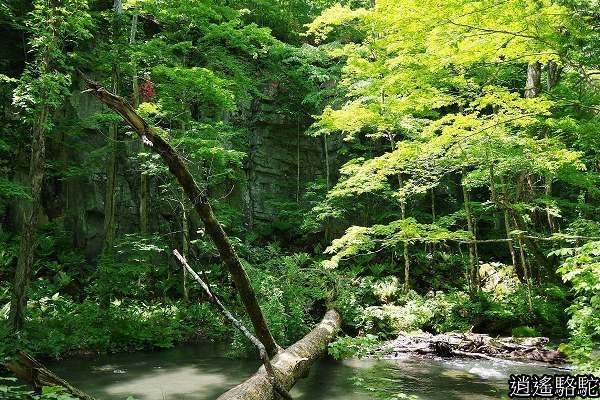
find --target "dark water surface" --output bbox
[51,344,564,399]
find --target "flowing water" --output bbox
[51,344,566,400]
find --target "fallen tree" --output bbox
[82,75,343,399]
[217,309,342,400]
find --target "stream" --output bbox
[51,343,566,400]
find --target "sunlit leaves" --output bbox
[324,218,471,269]
[555,241,600,373]
[152,65,236,117]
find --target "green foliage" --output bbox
[0,379,79,400]
[228,245,328,354]
[152,66,236,116]
[511,326,540,338]
[324,219,471,269]
[555,241,600,373]
[328,334,378,360]
[92,235,168,301]
[334,272,567,339]
[12,294,225,358]
[0,0,598,390]
[13,0,91,123]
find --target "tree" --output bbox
[84,77,280,356]
[305,0,597,294]
[9,0,91,333]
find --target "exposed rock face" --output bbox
[245,121,333,226]
[7,95,334,259]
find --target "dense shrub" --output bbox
[0,378,79,400]
[2,295,225,359]
[555,241,600,373]
[333,274,568,342]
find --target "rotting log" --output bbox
[217,309,342,400]
[82,75,279,357]
[5,352,96,400]
[380,332,565,364]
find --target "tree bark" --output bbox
[9,105,47,333]
[181,195,189,302]
[403,241,410,291]
[82,77,280,357]
[103,0,123,250]
[139,172,149,235]
[544,177,555,233]
[461,172,479,295]
[547,60,561,90]
[504,210,523,282]
[216,309,342,400]
[510,205,554,272]
[524,62,542,98]
[430,188,436,222]
[296,117,300,203]
[103,93,118,250]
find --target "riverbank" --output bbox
[376,332,566,364]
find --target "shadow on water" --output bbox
[52,344,564,400]
[51,343,259,400]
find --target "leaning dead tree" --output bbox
[82,75,279,357]
[83,76,342,399]
[173,250,292,400]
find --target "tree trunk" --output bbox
[130,13,139,107]
[430,188,436,222]
[504,210,523,282]
[5,352,96,400]
[324,134,330,191]
[524,62,541,98]
[461,172,478,295]
[510,208,554,272]
[403,241,410,291]
[516,233,533,312]
[103,1,123,250]
[83,77,280,357]
[296,117,300,203]
[129,11,149,236]
[216,310,342,400]
[545,177,555,232]
[181,196,189,302]
[139,172,149,235]
[547,60,561,90]
[103,96,118,250]
[9,105,47,333]
[515,60,555,274]
[323,133,331,242]
[174,250,292,400]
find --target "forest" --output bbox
[0,0,599,399]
